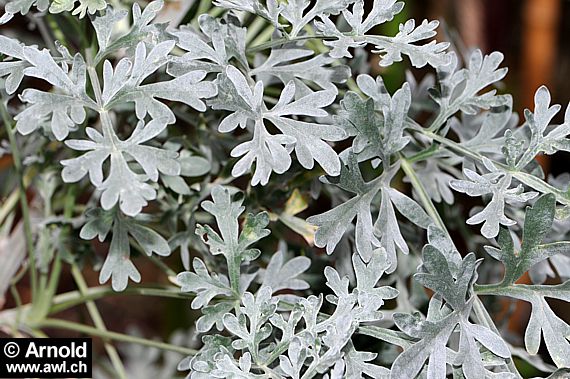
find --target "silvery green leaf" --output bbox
[372,19,450,68]
[278,337,307,379]
[213,0,281,25]
[197,301,236,333]
[102,41,217,127]
[307,152,381,261]
[484,194,570,285]
[415,245,481,311]
[393,297,510,379]
[342,0,403,36]
[375,186,414,270]
[179,155,211,177]
[71,0,106,18]
[315,1,450,69]
[94,0,167,63]
[309,155,429,267]
[223,286,277,352]
[211,353,263,378]
[485,282,570,368]
[212,66,344,185]
[429,50,510,132]
[344,343,390,378]
[281,0,355,37]
[47,0,74,13]
[450,167,538,238]
[427,225,462,273]
[61,120,179,216]
[265,81,345,175]
[169,15,248,75]
[177,257,232,309]
[0,0,48,24]
[161,174,190,195]
[355,74,391,109]
[379,168,431,270]
[392,309,458,379]
[80,208,170,291]
[251,48,350,92]
[452,96,517,159]
[0,35,27,94]
[260,249,311,293]
[15,49,96,141]
[516,86,570,170]
[185,335,234,378]
[196,186,270,292]
[336,91,382,159]
[337,79,411,162]
[350,248,399,321]
[502,129,525,169]
[91,6,128,52]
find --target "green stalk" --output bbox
[191,0,212,28]
[50,286,191,314]
[0,189,19,226]
[0,98,37,302]
[246,16,267,44]
[71,265,127,379]
[399,156,449,238]
[36,318,198,356]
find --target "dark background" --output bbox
[1,0,569,376]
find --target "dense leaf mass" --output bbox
[1,0,569,378]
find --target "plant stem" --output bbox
[50,286,192,314]
[0,97,37,302]
[0,189,19,226]
[36,318,198,356]
[192,0,212,28]
[71,265,127,379]
[399,156,450,239]
[247,35,334,53]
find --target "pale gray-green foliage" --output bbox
[391,247,511,379]
[0,0,107,23]
[450,158,538,239]
[2,0,570,377]
[178,185,396,378]
[210,65,345,185]
[80,208,170,291]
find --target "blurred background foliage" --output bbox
[0,0,569,377]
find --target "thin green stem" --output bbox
[9,284,23,335]
[50,286,191,314]
[0,98,37,302]
[71,265,127,379]
[0,189,19,226]
[247,35,334,53]
[246,17,268,44]
[399,156,449,239]
[36,318,198,356]
[192,0,212,28]
[147,255,177,278]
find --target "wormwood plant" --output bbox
[0,0,569,378]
